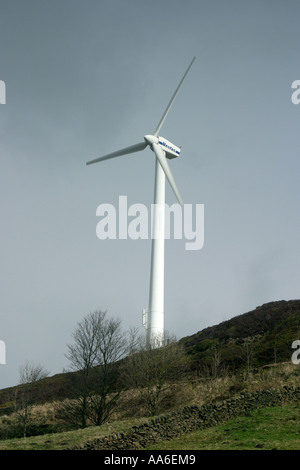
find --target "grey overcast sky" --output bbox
[0,0,299,388]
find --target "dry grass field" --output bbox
[0,362,299,450]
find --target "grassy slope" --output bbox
[0,404,299,450]
[0,416,150,450]
[146,405,300,450]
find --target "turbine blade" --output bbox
[86,141,147,165]
[153,56,196,137]
[153,143,183,206]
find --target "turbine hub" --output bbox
[144,135,159,146]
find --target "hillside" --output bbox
[0,299,299,408]
[180,299,300,372]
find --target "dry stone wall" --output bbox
[70,386,300,450]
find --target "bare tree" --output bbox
[240,338,254,379]
[14,361,49,437]
[57,310,126,428]
[197,344,227,379]
[210,345,222,379]
[121,331,190,416]
[88,314,127,425]
[63,310,103,428]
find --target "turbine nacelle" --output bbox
[144,135,181,160]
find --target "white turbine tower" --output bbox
[87,57,196,347]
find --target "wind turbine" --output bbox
[87,56,196,346]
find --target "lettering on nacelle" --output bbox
[158,141,180,155]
